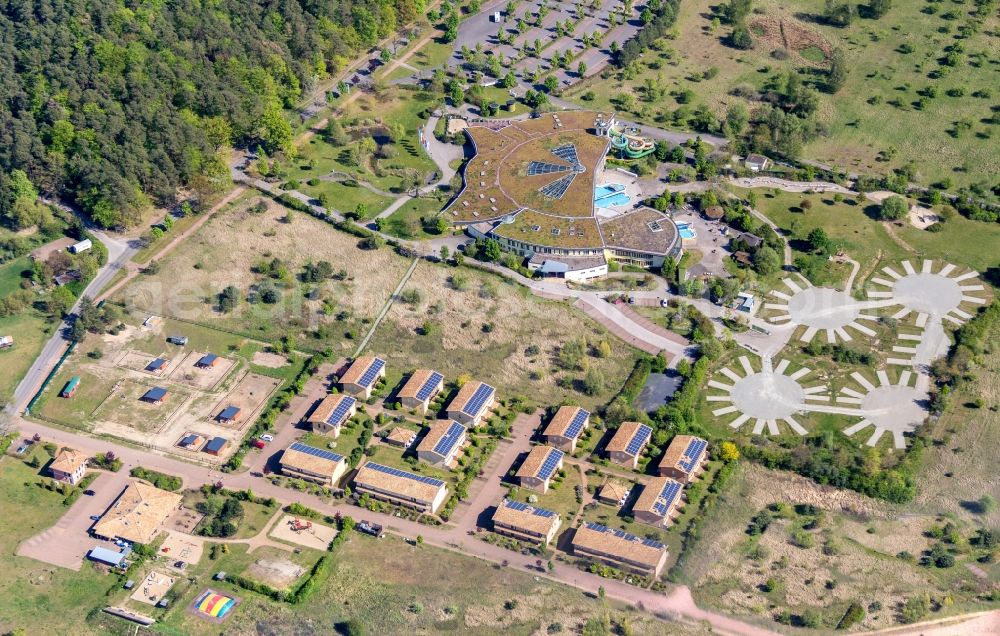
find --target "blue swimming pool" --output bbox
[677,222,696,240]
[594,183,630,207]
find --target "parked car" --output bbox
[260,434,274,443]
[15,444,28,455]
[84,489,96,496]
[90,515,101,521]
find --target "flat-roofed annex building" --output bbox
[657,435,709,484]
[415,420,467,466]
[307,393,357,437]
[279,442,348,486]
[397,369,445,414]
[543,406,589,453]
[92,481,182,545]
[446,381,496,427]
[353,461,449,514]
[605,421,652,469]
[340,355,386,399]
[50,447,87,485]
[492,499,562,545]
[571,521,668,578]
[516,445,564,493]
[631,476,685,527]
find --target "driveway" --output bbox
[16,469,131,570]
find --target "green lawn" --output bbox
[0,255,31,297]
[0,311,53,404]
[382,196,451,240]
[509,460,583,523]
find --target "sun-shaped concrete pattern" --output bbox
[706,356,827,436]
[839,369,926,449]
[765,277,878,344]
[868,260,987,326]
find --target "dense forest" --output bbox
[0,0,423,228]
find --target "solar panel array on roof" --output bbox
[565,409,589,440]
[147,358,166,370]
[537,448,564,480]
[539,173,577,199]
[504,499,557,518]
[551,144,581,166]
[357,358,385,388]
[462,383,495,416]
[218,406,240,420]
[583,521,665,549]
[289,442,345,464]
[677,438,708,472]
[625,424,653,456]
[651,479,683,517]
[365,462,445,487]
[527,161,571,175]
[416,372,444,401]
[198,353,218,365]
[432,421,465,457]
[326,396,356,426]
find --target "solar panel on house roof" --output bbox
[564,409,589,440]
[432,421,465,457]
[677,438,708,472]
[144,387,167,400]
[357,358,385,388]
[651,480,683,517]
[289,442,344,464]
[326,396,356,426]
[199,353,217,365]
[219,406,240,420]
[537,448,564,481]
[641,537,666,549]
[365,462,445,487]
[504,499,557,518]
[147,358,166,369]
[625,424,653,456]
[416,372,443,401]
[462,383,494,416]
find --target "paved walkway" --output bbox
[731,176,853,194]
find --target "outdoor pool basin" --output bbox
[594,183,630,207]
[677,222,696,240]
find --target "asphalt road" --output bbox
[8,229,139,415]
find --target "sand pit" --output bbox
[167,351,236,390]
[130,570,176,605]
[269,514,338,551]
[909,205,941,229]
[160,531,204,566]
[246,557,305,589]
[208,372,281,428]
[252,351,290,368]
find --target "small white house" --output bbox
[69,239,92,254]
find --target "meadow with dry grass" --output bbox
[115,195,409,352]
[368,261,641,410]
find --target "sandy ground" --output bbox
[908,205,940,229]
[160,531,204,567]
[268,514,338,551]
[168,352,236,390]
[246,556,305,589]
[130,570,176,605]
[251,351,289,368]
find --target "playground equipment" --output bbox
[290,518,313,533]
[594,113,656,159]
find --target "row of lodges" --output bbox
[277,441,451,514]
[318,356,496,433]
